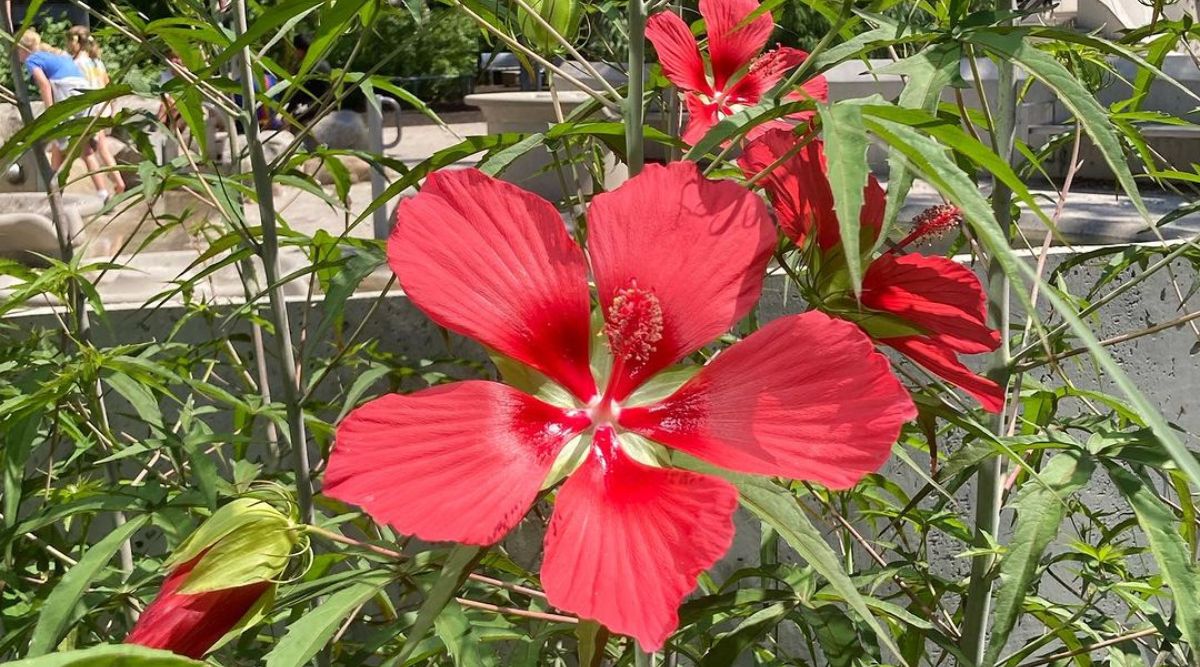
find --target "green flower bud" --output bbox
[166,494,300,595]
[516,0,582,55]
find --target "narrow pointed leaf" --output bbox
[967,30,1149,222]
[983,451,1095,666]
[878,42,961,244]
[1107,465,1200,653]
[28,515,150,657]
[8,644,202,666]
[265,569,393,667]
[737,476,907,664]
[394,545,485,663]
[819,102,870,297]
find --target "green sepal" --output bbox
[826,307,929,340]
[543,432,592,490]
[167,497,298,594]
[491,353,577,408]
[624,365,701,407]
[618,431,671,468]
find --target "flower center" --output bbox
[586,396,622,426]
[604,281,664,372]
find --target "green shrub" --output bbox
[328,6,480,105]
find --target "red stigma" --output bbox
[604,281,664,370]
[893,204,963,251]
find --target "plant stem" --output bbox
[959,4,1017,661]
[455,597,578,624]
[2,3,134,582]
[626,0,646,175]
[304,524,550,599]
[231,0,314,524]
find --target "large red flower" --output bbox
[125,553,270,659]
[645,0,829,146]
[739,129,1005,412]
[323,163,916,650]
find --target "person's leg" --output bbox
[81,141,110,200]
[50,142,64,170]
[94,130,125,193]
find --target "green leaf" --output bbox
[877,42,962,243]
[698,602,792,666]
[265,569,393,667]
[864,113,1200,496]
[1108,465,1200,653]
[27,515,150,657]
[966,29,1149,222]
[103,373,164,429]
[7,644,203,666]
[575,620,608,667]
[434,601,494,666]
[982,451,1095,666]
[2,409,42,528]
[394,545,486,663]
[736,475,907,664]
[819,101,870,297]
[801,604,874,667]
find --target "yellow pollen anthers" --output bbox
[604,281,664,370]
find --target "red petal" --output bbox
[738,128,832,246]
[621,312,916,489]
[861,173,886,240]
[541,428,738,651]
[324,382,590,545]
[862,254,999,353]
[793,71,829,104]
[726,47,807,103]
[885,336,1005,413]
[390,169,596,400]
[646,11,711,93]
[681,93,721,146]
[737,133,883,250]
[587,161,774,401]
[126,555,269,659]
[701,0,773,91]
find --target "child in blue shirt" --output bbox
[18,29,111,199]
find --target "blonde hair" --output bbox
[18,29,63,55]
[66,26,100,59]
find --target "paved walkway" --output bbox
[10,109,1199,306]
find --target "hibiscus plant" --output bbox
[3,0,1200,666]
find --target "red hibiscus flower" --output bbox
[125,553,271,659]
[739,129,1005,413]
[645,0,829,146]
[323,162,915,650]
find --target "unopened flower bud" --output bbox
[125,495,299,659]
[517,0,582,55]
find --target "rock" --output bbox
[0,212,64,265]
[301,154,374,185]
[260,129,297,164]
[310,110,369,151]
[0,191,96,264]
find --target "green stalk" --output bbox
[231,0,314,524]
[2,3,135,582]
[959,4,1017,662]
[626,0,646,175]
